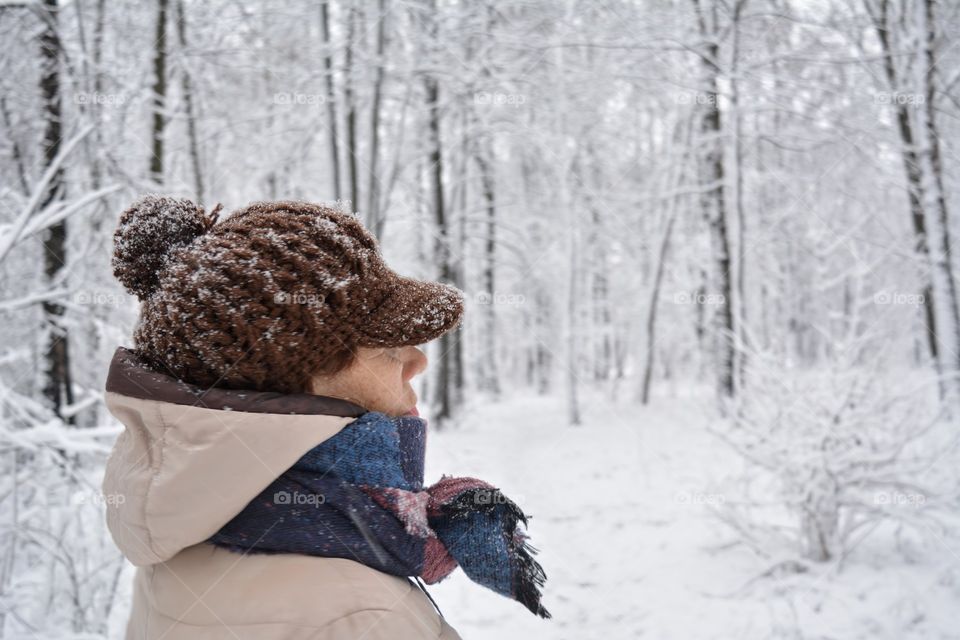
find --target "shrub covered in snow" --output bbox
[713,343,954,564]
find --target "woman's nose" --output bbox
[402,346,428,380]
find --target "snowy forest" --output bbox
[2,0,960,637]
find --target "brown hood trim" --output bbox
[105,347,367,417]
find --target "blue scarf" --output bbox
[209,412,550,618]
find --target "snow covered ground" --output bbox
[97,388,959,640]
[424,392,960,640]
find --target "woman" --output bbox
[102,197,548,639]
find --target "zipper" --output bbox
[410,576,444,619]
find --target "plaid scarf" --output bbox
[209,412,550,618]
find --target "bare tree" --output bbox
[343,4,360,210]
[176,0,204,203]
[320,0,342,201]
[38,0,74,422]
[475,150,500,396]
[865,0,960,399]
[692,0,736,401]
[150,0,168,185]
[367,0,387,236]
[419,0,460,424]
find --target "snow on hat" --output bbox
[112,195,464,393]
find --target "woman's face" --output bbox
[309,346,427,416]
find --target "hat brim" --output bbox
[354,274,465,347]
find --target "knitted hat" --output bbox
[112,196,464,393]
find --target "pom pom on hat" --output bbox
[112,195,219,300]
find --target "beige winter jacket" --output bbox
[102,348,461,640]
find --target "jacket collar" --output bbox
[106,347,367,417]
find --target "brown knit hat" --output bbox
[112,196,464,393]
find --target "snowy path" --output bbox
[426,394,960,640]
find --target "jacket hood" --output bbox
[101,347,366,566]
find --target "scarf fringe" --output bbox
[513,535,551,618]
[440,487,551,619]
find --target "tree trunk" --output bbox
[343,5,359,210]
[176,0,204,203]
[641,212,678,405]
[320,0,341,201]
[641,119,690,404]
[584,149,612,383]
[914,0,960,394]
[476,151,501,396]
[730,0,749,392]
[150,0,168,185]
[421,3,458,423]
[693,0,736,401]
[75,0,109,427]
[868,0,959,396]
[567,216,582,426]
[367,0,386,235]
[39,0,74,423]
